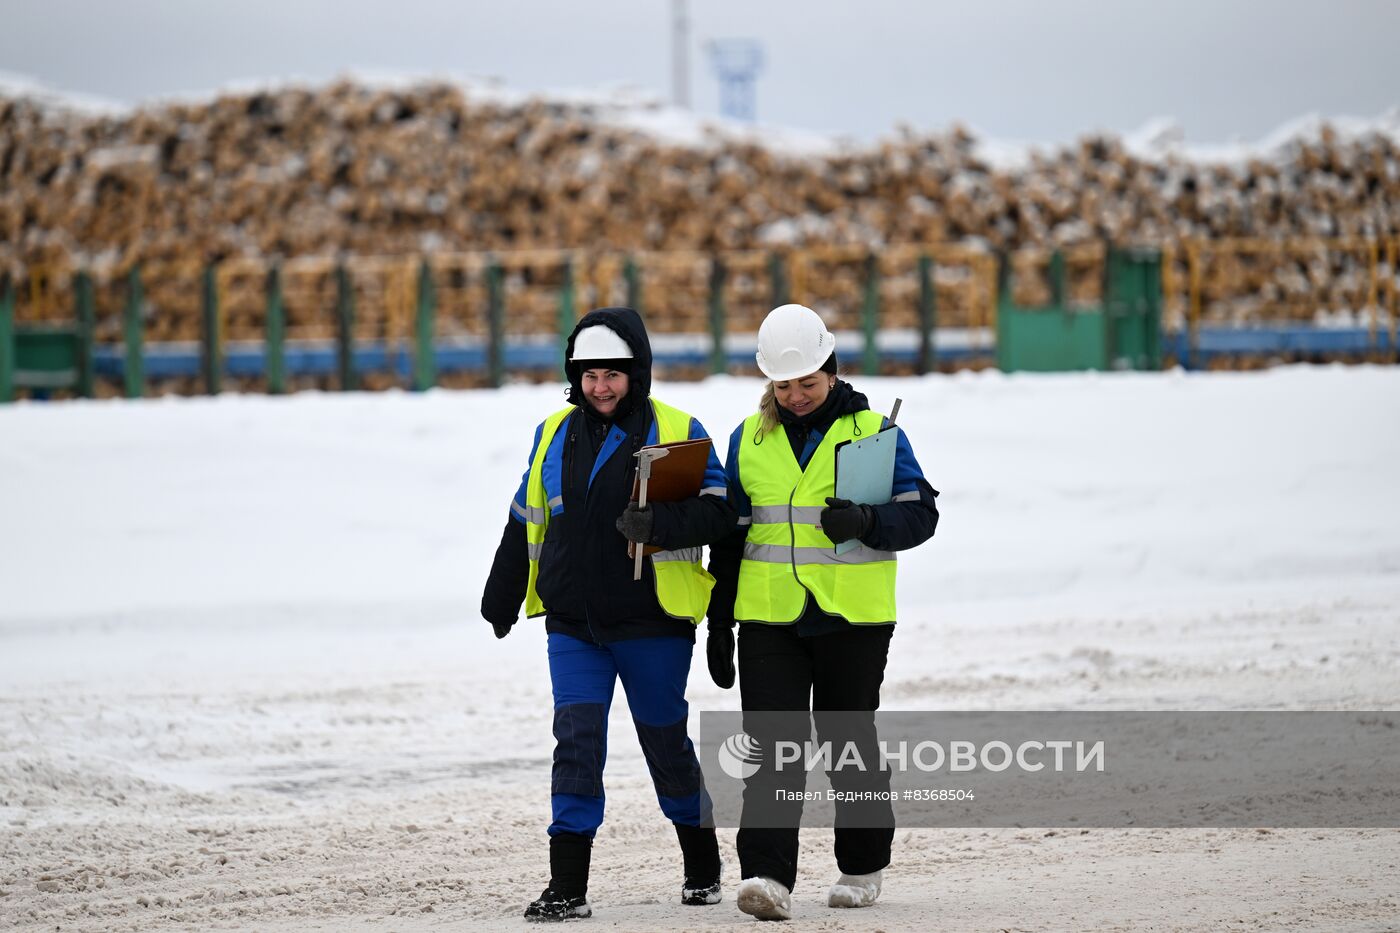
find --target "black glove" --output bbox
[707,622,735,689]
[482,603,516,639]
[615,502,655,544]
[820,496,874,545]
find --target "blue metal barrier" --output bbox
[1166,327,1394,364]
[91,332,994,382]
[86,326,1389,384]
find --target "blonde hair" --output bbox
[758,382,780,434]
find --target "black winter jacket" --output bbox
[480,307,737,644]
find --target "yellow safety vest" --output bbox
[522,397,716,624]
[734,409,897,624]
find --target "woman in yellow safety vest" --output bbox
[481,307,737,921]
[705,303,940,921]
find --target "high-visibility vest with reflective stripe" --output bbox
[522,397,716,624]
[734,409,896,624]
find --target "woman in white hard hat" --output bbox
[481,307,736,921]
[704,303,940,921]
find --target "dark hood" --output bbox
[563,307,653,409]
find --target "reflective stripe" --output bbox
[750,504,787,523]
[547,495,564,512]
[527,542,544,560]
[753,498,919,522]
[651,547,703,563]
[743,541,894,565]
[750,503,823,525]
[737,515,752,526]
[513,500,548,523]
[700,486,727,498]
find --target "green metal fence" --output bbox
[12,238,1397,402]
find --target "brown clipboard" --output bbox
[626,437,714,558]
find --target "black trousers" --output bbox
[735,621,895,893]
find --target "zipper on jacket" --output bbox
[558,413,600,644]
[574,421,603,644]
[788,486,815,621]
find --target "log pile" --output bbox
[2,79,1397,347]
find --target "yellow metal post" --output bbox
[1389,239,1399,362]
[1160,244,1177,330]
[1187,241,1202,369]
[403,256,418,382]
[790,249,807,307]
[1367,239,1379,354]
[981,253,997,354]
[28,267,44,321]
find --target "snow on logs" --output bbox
[1,79,1397,341]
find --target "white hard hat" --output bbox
[571,324,633,361]
[755,304,836,381]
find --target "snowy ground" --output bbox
[1,366,1398,931]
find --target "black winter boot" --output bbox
[524,833,593,921]
[675,823,722,905]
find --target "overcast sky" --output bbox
[2,0,1396,144]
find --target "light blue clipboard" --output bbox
[832,425,898,556]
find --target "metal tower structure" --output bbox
[706,39,764,122]
[671,0,690,108]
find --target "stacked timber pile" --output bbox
[2,78,1397,347]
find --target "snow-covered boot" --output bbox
[736,875,792,921]
[826,869,882,908]
[523,889,591,922]
[676,823,722,905]
[524,833,592,921]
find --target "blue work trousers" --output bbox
[547,632,711,837]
